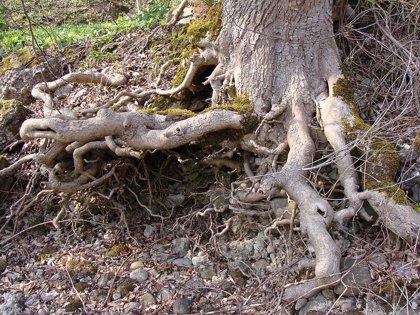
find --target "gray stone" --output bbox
[253,259,268,276]
[173,298,192,314]
[295,298,307,310]
[167,193,185,206]
[159,288,172,302]
[321,289,335,300]
[0,99,31,151]
[37,309,48,315]
[129,268,148,283]
[54,84,73,99]
[199,265,216,279]
[141,293,156,307]
[335,298,356,313]
[192,255,208,267]
[270,198,288,210]
[0,292,25,315]
[172,258,193,267]
[334,257,373,297]
[124,302,140,314]
[172,238,191,257]
[97,272,114,288]
[298,295,332,315]
[129,261,144,271]
[143,225,156,238]
[0,55,58,104]
[40,291,58,302]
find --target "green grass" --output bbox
[0,1,170,56]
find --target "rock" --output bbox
[143,225,156,238]
[159,288,172,302]
[124,302,140,314]
[192,255,208,267]
[173,298,192,314]
[321,289,335,300]
[0,292,25,315]
[141,293,156,306]
[97,272,114,288]
[54,84,73,99]
[198,264,216,279]
[0,49,58,104]
[334,257,373,296]
[270,198,288,210]
[167,193,185,206]
[253,259,268,276]
[172,258,193,267]
[335,298,356,313]
[40,291,58,302]
[0,99,31,151]
[129,268,148,283]
[172,238,191,257]
[298,295,332,315]
[295,298,308,310]
[37,309,48,315]
[130,261,144,271]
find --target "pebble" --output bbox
[159,288,172,302]
[97,272,114,288]
[141,293,156,306]
[172,258,193,267]
[129,269,149,283]
[129,261,144,271]
[172,238,191,257]
[173,298,192,314]
[143,225,156,238]
[41,291,58,302]
[124,302,140,314]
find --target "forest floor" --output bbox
[1,1,420,315]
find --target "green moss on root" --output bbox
[200,95,256,146]
[203,95,253,114]
[334,78,410,205]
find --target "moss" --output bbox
[0,258,7,273]
[199,95,256,146]
[362,137,408,204]
[65,298,83,312]
[0,47,41,76]
[27,215,48,236]
[73,282,89,292]
[0,100,17,116]
[136,107,195,118]
[413,133,420,152]
[38,244,58,256]
[104,244,129,257]
[167,2,222,63]
[116,278,135,297]
[203,95,253,114]
[335,78,410,205]
[172,64,188,88]
[66,259,97,280]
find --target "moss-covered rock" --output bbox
[66,258,97,281]
[116,278,135,297]
[65,298,83,312]
[0,47,41,76]
[0,99,31,151]
[0,258,7,273]
[103,244,129,257]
